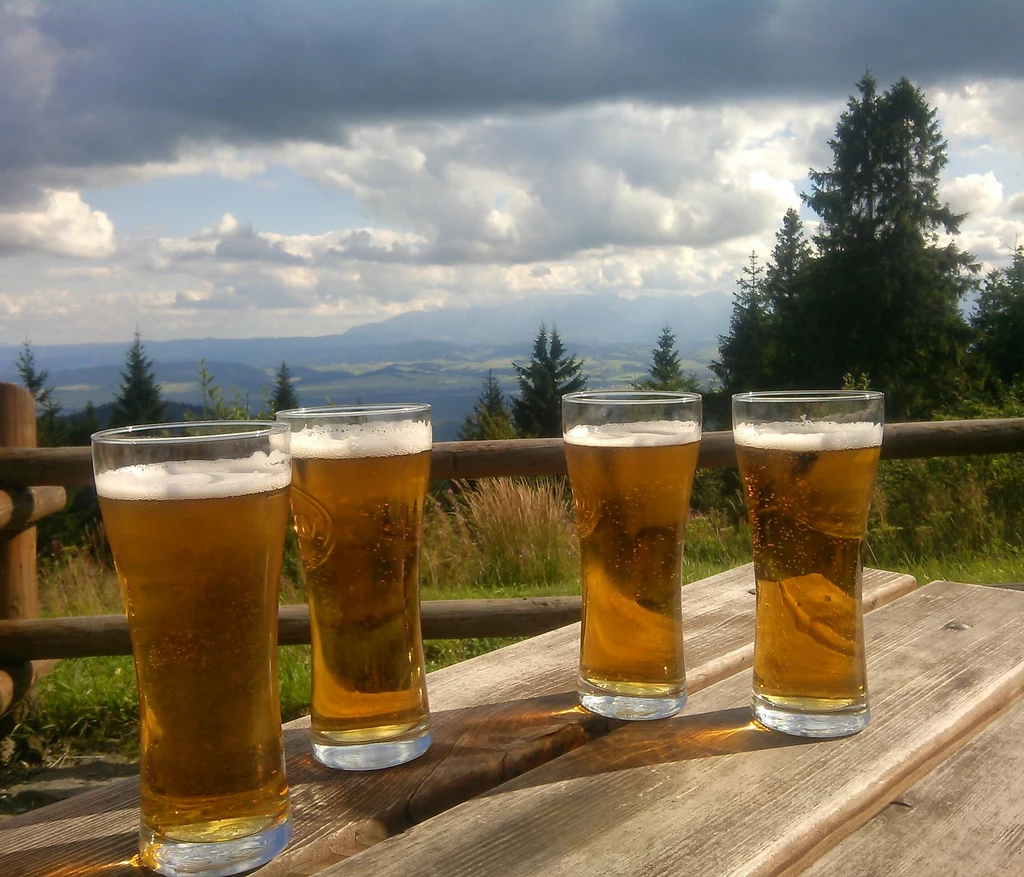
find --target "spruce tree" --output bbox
[110,331,166,427]
[16,339,64,446]
[634,325,698,391]
[711,253,771,391]
[511,325,587,438]
[67,400,100,446]
[459,370,516,441]
[796,73,976,416]
[971,244,1024,388]
[714,74,978,417]
[269,361,301,415]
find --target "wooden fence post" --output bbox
[0,382,38,622]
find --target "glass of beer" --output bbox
[562,391,702,720]
[276,404,432,770]
[733,390,884,738]
[91,422,293,876]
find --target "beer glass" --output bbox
[276,404,432,770]
[563,391,702,720]
[732,390,884,738]
[92,422,293,877]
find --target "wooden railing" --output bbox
[3,373,1024,711]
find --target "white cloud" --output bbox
[944,172,1004,216]
[954,214,1024,265]
[935,80,1024,155]
[0,190,115,258]
[281,100,833,265]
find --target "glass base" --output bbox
[312,726,432,770]
[139,809,292,877]
[578,677,687,721]
[752,693,870,738]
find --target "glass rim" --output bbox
[91,420,289,445]
[562,390,702,406]
[732,390,883,404]
[275,403,431,420]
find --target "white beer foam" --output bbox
[95,451,291,500]
[733,420,883,451]
[564,420,701,448]
[290,420,432,459]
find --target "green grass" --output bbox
[877,547,1024,591]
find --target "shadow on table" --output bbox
[486,706,813,793]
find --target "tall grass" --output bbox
[422,478,579,596]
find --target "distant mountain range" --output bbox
[0,291,733,441]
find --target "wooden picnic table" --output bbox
[3,565,1024,875]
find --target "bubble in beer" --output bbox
[95,451,291,500]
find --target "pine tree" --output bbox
[459,370,516,440]
[511,325,588,438]
[110,331,166,427]
[763,208,812,306]
[796,74,976,416]
[971,244,1024,387]
[711,253,771,391]
[715,74,978,417]
[67,400,100,446]
[269,361,300,415]
[634,325,698,391]
[806,73,966,251]
[16,339,64,446]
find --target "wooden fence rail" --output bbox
[2,418,1024,489]
[0,597,583,662]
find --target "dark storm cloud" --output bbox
[2,0,1022,201]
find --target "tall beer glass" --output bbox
[563,391,702,720]
[276,404,432,770]
[733,391,884,738]
[92,422,292,877]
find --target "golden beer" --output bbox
[284,409,432,769]
[733,396,883,738]
[563,394,702,721]
[93,429,293,876]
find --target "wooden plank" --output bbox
[0,486,67,532]
[0,567,914,876]
[804,683,1024,875]
[2,419,1023,488]
[309,581,1024,877]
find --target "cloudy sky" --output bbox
[2,0,1023,346]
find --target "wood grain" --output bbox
[803,617,1024,876]
[0,567,914,876]
[2,419,1023,488]
[317,582,1024,877]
